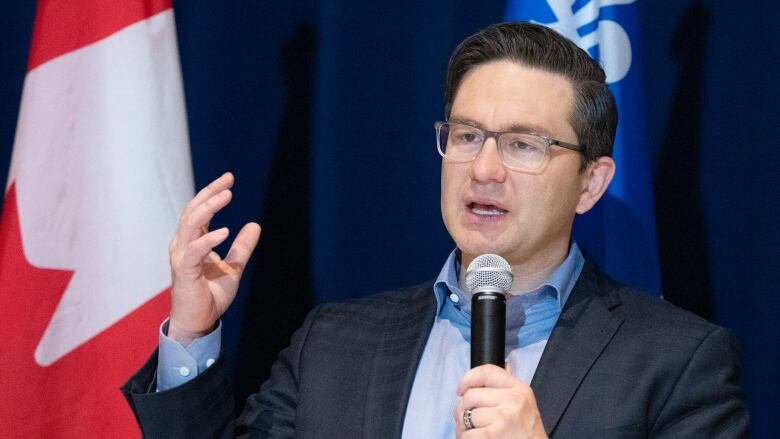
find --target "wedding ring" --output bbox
[463,407,475,430]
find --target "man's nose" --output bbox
[470,138,507,183]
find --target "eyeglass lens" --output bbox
[438,122,548,171]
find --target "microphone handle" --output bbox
[471,291,506,368]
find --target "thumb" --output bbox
[505,359,514,376]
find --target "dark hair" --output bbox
[444,22,617,166]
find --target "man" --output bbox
[123,22,748,438]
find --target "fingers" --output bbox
[224,222,261,272]
[457,364,517,396]
[172,172,237,252]
[457,407,515,437]
[454,388,507,429]
[458,387,509,410]
[178,227,231,274]
[174,172,234,245]
[454,366,544,439]
[183,172,234,218]
[456,386,535,414]
[454,388,542,438]
[456,406,489,433]
[178,189,233,245]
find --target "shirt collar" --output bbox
[433,241,584,316]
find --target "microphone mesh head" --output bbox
[465,254,513,295]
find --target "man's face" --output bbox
[441,60,589,269]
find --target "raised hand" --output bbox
[454,364,548,438]
[167,172,261,346]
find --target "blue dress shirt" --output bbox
[401,243,584,438]
[157,244,584,437]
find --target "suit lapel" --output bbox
[531,259,624,436]
[361,283,437,439]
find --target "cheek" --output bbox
[533,177,582,223]
[440,165,465,210]
[511,174,576,219]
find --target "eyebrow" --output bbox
[448,116,555,137]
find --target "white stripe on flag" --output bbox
[8,10,193,365]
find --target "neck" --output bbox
[459,240,570,294]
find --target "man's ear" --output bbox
[576,156,615,214]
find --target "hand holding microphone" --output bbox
[454,254,548,438]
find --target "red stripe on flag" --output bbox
[1,184,171,436]
[27,0,172,71]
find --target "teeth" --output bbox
[472,207,504,216]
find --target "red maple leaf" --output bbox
[0,183,170,438]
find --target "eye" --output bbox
[507,139,541,152]
[502,134,546,158]
[461,132,481,143]
[450,127,483,145]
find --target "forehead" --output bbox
[450,60,575,140]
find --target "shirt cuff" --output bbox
[156,318,222,392]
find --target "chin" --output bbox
[457,236,505,259]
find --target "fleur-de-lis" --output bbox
[536,0,636,83]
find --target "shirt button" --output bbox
[178,366,190,377]
[449,293,460,303]
[206,358,215,367]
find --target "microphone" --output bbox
[465,254,513,368]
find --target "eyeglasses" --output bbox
[434,121,585,172]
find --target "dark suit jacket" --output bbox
[122,259,748,438]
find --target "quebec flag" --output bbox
[506,0,661,294]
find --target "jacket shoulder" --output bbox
[613,282,723,341]
[580,258,723,339]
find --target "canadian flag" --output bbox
[0,0,193,436]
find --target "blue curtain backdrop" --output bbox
[1,1,777,436]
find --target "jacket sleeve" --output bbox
[120,306,320,439]
[121,349,236,438]
[650,326,749,438]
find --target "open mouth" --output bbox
[468,202,508,217]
